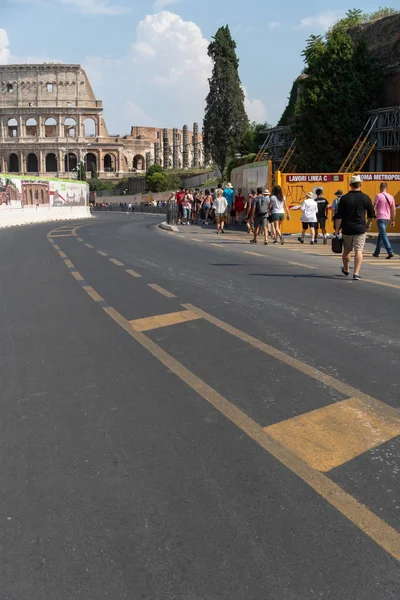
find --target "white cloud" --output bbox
[268,21,280,31]
[243,87,267,122]
[11,0,129,15]
[0,28,11,64]
[298,10,345,31]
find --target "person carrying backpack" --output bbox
[250,188,270,245]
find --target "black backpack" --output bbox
[256,195,269,216]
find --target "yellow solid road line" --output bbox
[265,396,400,472]
[243,250,262,256]
[129,309,200,332]
[209,243,226,248]
[71,271,84,281]
[102,304,400,562]
[96,250,108,257]
[109,258,124,267]
[64,259,74,269]
[126,269,142,278]
[362,278,400,291]
[82,285,104,303]
[182,303,400,409]
[288,261,316,270]
[52,244,60,251]
[147,283,176,298]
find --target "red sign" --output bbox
[286,174,344,183]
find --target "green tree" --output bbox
[295,11,383,172]
[241,122,270,155]
[146,172,181,193]
[91,162,98,180]
[203,25,249,176]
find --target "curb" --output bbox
[159,222,179,232]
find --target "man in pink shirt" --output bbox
[373,182,396,259]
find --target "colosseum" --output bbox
[0,64,205,180]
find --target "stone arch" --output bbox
[85,152,97,174]
[26,118,38,137]
[27,153,38,173]
[133,154,145,171]
[64,117,77,137]
[44,117,57,137]
[46,153,58,172]
[8,118,18,138]
[83,118,96,137]
[9,153,19,173]
[65,153,77,172]
[103,153,116,172]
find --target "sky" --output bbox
[1,0,398,135]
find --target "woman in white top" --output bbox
[299,192,318,245]
[269,185,290,245]
[213,189,228,234]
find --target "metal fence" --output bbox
[166,202,179,225]
[91,203,167,215]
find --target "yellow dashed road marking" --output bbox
[64,259,74,269]
[129,309,200,332]
[288,261,316,270]
[52,244,60,251]
[71,271,84,281]
[265,397,400,472]
[243,250,262,257]
[147,283,176,298]
[126,269,142,278]
[82,285,104,303]
[109,258,124,267]
[58,251,67,259]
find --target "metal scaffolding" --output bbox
[256,126,294,173]
[369,106,400,151]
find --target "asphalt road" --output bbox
[1,213,399,600]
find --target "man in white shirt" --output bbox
[213,189,228,234]
[298,192,318,245]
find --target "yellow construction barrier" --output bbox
[276,171,400,235]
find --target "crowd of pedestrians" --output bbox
[172,178,397,281]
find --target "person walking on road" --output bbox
[299,192,318,245]
[201,189,213,225]
[223,183,235,226]
[269,185,290,245]
[246,190,256,234]
[335,175,375,280]
[251,188,270,245]
[234,188,246,226]
[213,189,228,234]
[315,188,329,244]
[372,183,396,259]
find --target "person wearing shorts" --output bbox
[251,188,270,244]
[315,188,330,244]
[213,189,228,234]
[299,192,318,245]
[269,185,290,245]
[335,175,375,280]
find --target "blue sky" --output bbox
[2,0,398,134]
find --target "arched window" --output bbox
[9,153,19,173]
[65,153,77,172]
[26,118,38,137]
[46,153,58,172]
[27,153,38,173]
[103,154,115,172]
[85,153,97,175]
[64,117,77,137]
[133,155,145,171]
[44,118,57,138]
[83,118,96,137]
[8,118,18,138]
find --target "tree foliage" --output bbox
[295,10,384,172]
[145,167,181,193]
[77,161,86,182]
[241,121,270,155]
[203,25,249,175]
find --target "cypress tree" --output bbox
[203,26,249,176]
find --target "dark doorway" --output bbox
[46,153,58,172]
[27,153,38,173]
[9,153,19,173]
